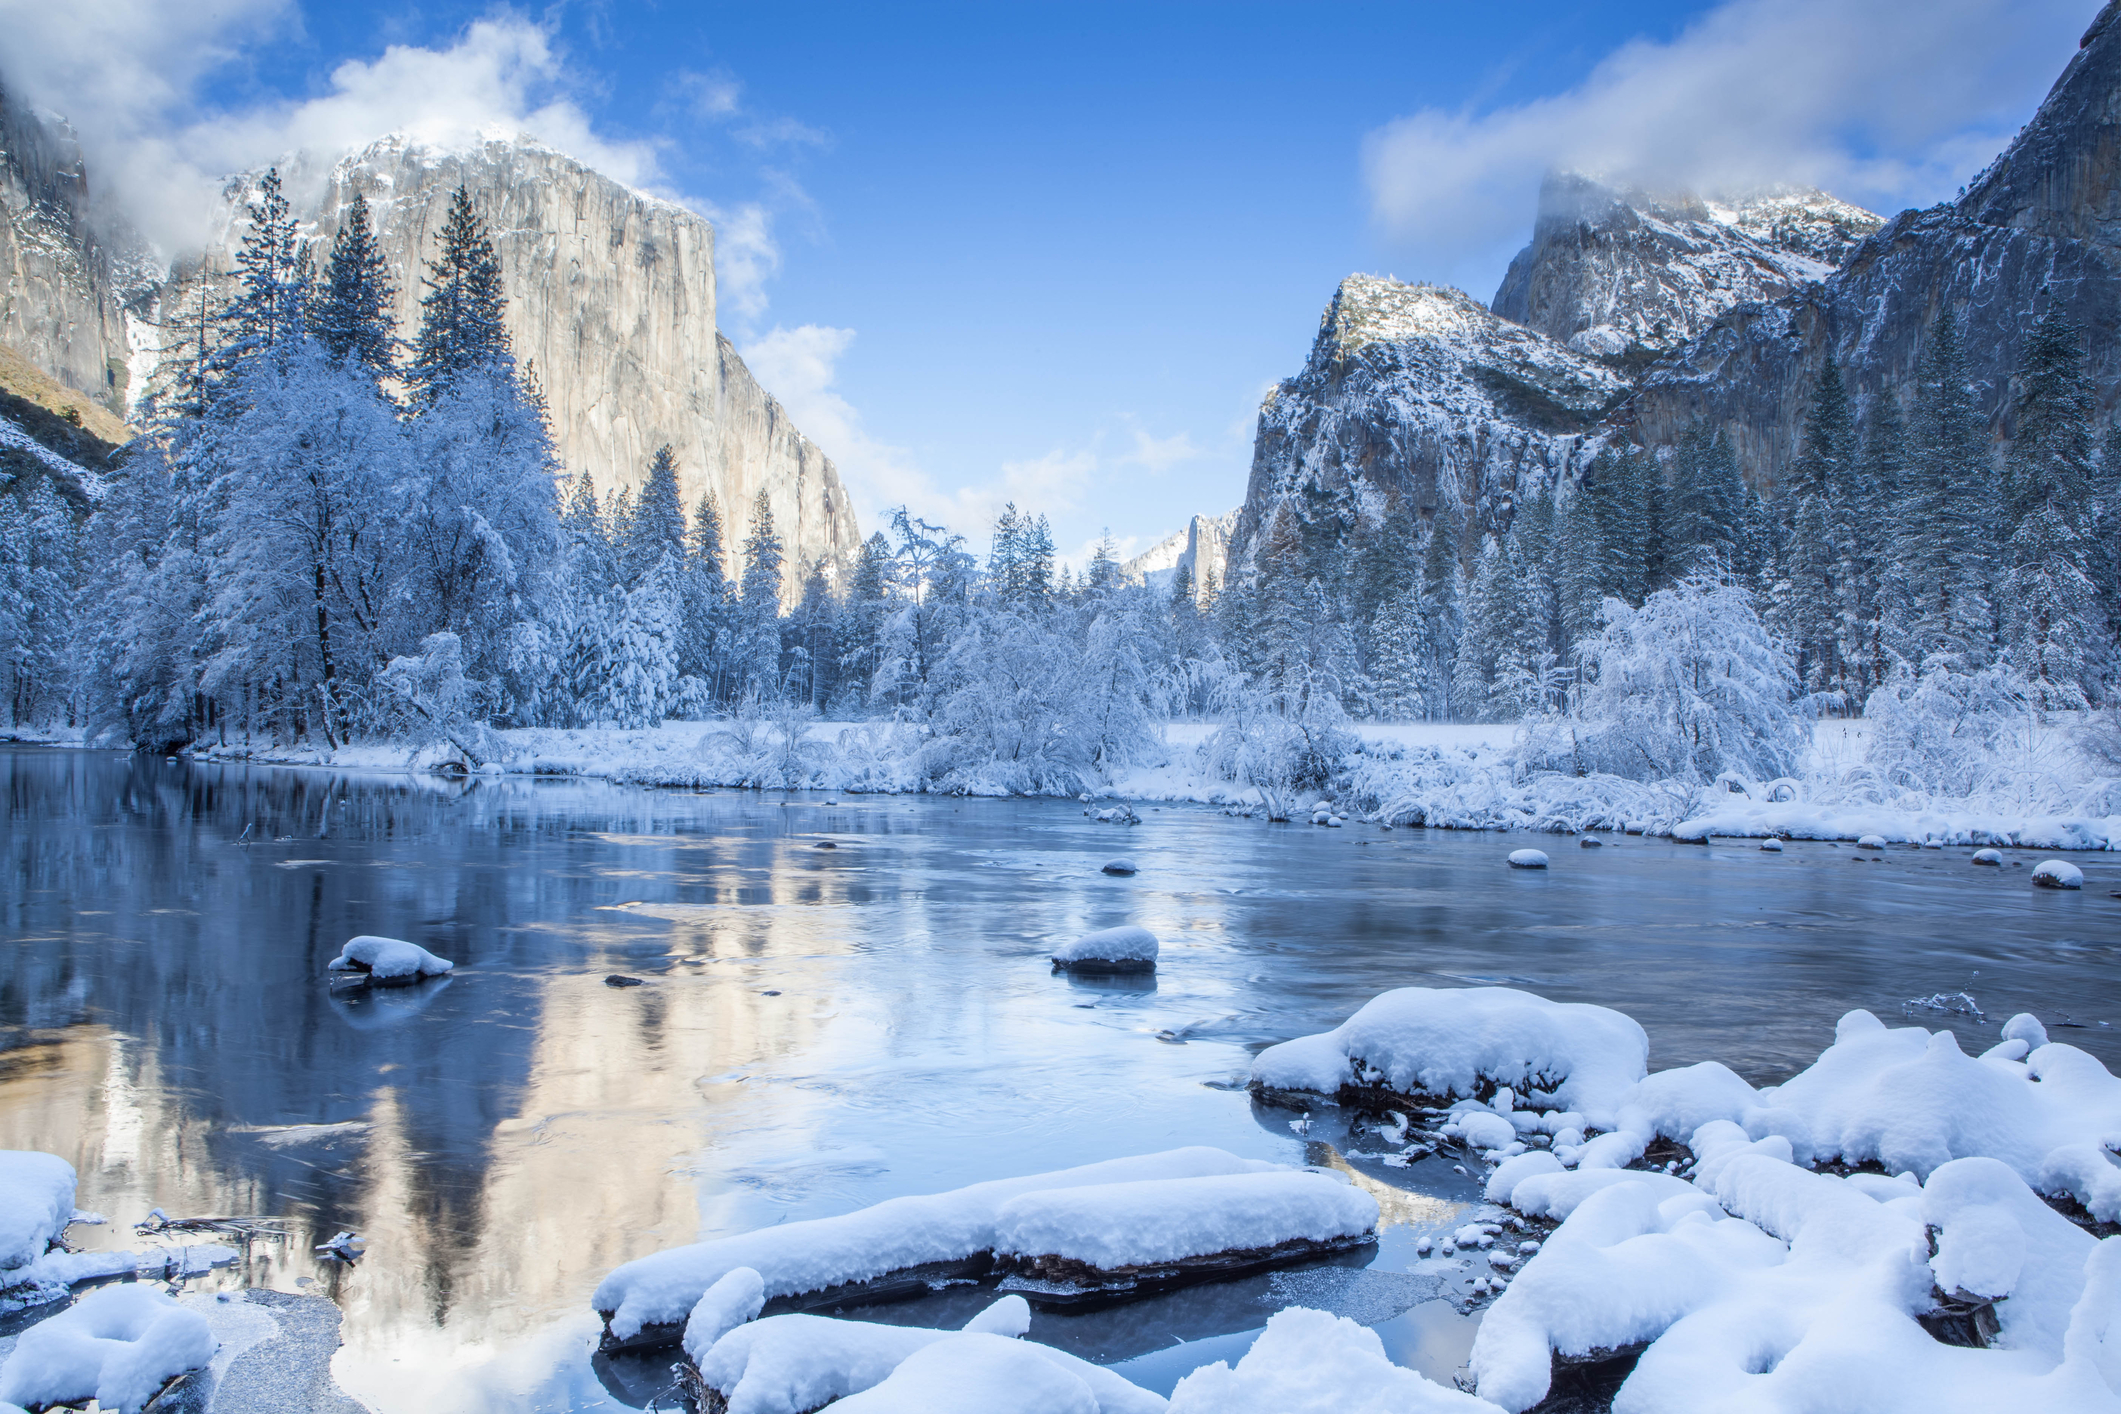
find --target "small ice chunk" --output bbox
[1972,848,2003,865]
[1507,849,1548,869]
[2030,859,2083,890]
[328,935,453,980]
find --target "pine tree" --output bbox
[1086,530,1121,597]
[737,489,786,696]
[312,190,396,378]
[1668,423,1746,575]
[214,167,307,381]
[408,186,511,404]
[1368,589,1426,720]
[1418,501,1463,718]
[627,445,688,584]
[2000,308,2098,705]
[1849,393,1909,696]
[1894,308,1996,667]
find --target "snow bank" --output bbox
[1051,926,1158,972]
[596,1147,1279,1345]
[692,1304,1162,1414]
[994,1171,1376,1270]
[0,1284,216,1414]
[1167,1307,1499,1413]
[831,1333,1163,1414]
[1250,987,1649,1128]
[0,1151,74,1273]
[328,935,453,980]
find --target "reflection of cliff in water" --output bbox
[0,749,863,1402]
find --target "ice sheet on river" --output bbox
[595,1147,1287,1347]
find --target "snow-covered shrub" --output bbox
[1861,658,2088,807]
[1528,577,1804,784]
[1203,671,1358,818]
[374,632,504,764]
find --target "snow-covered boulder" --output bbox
[690,1306,1163,1414]
[327,935,454,982]
[1250,987,1649,1128]
[2032,859,2084,889]
[1168,1307,1496,1412]
[0,1284,216,1414]
[832,1332,1163,1414]
[595,1147,1278,1349]
[1578,836,1603,848]
[1051,926,1158,974]
[1100,859,1138,876]
[1759,838,1783,852]
[1857,834,1887,850]
[994,1171,1376,1301]
[1973,848,2004,865]
[0,1152,75,1275]
[1506,849,1548,869]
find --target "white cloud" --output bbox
[1363,0,2086,285]
[742,324,934,521]
[1119,424,1199,476]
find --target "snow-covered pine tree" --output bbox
[408,185,511,403]
[2000,308,2099,705]
[1417,499,1463,719]
[312,190,396,379]
[737,489,786,697]
[836,531,894,711]
[1894,308,1999,670]
[626,445,688,586]
[213,167,308,383]
[1086,530,1121,598]
[680,488,731,698]
[1367,588,1425,720]
[1453,534,1540,721]
[1667,423,1746,576]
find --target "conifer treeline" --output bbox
[1,171,2115,749]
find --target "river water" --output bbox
[2,745,2115,1410]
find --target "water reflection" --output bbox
[1,746,2115,1410]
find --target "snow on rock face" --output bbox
[0,1283,216,1414]
[1491,173,1879,358]
[2032,859,2086,889]
[1051,925,1158,971]
[1227,275,1627,582]
[1506,849,1548,869]
[1250,987,1649,1128]
[1168,1306,1499,1413]
[0,1151,75,1274]
[327,935,454,980]
[993,1171,1377,1271]
[595,1147,1278,1345]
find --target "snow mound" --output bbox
[682,1266,766,1365]
[694,1308,1162,1414]
[0,1284,216,1414]
[1506,849,1548,869]
[328,935,454,980]
[2032,859,2085,889]
[994,1171,1376,1270]
[1168,1307,1498,1412]
[1251,988,1649,1128]
[1051,926,1158,972]
[0,1152,75,1274]
[596,1147,1278,1345]
[829,1333,1135,1414]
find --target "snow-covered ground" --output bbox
[169,713,2121,852]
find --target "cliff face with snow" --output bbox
[1121,509,1237,595]
[1235,0,2121,565]
[1227,276,1626,575]
[1490,174,1880,358]
[151,136,860,590]
[0,89,153,416]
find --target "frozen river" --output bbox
[2,745,2115,1410]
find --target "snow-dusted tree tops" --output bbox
[0,189,2116,799]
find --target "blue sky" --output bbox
[0,0,2090,562]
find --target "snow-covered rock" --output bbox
[0,1151,74,1274]
[1250,987,1649,1128]
[831,1331,1160,1414]
[0,1284,216,1414]
[2032,859,2085,889]
[994,1171,1376,1278]
[1099,859,1137,876]
[1759,838,1784,851]
[1506,849,1548,869]
[327,935,454,981]
[1974,848,2005,864]
[1858,834,1888,850]
[1051,925,1158,973]
[1168,1307,1497,1413]
[596,1147,1279,1348]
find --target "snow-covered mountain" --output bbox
[1491,174,1881,358]
[0,92,859,591]
[1120,509,1237,595]
[1226,275,1626,578]
[146,135,861,591]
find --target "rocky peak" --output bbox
[1490,172,1881,358]
[1959,0,2121,252]
[150,133,860,592]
